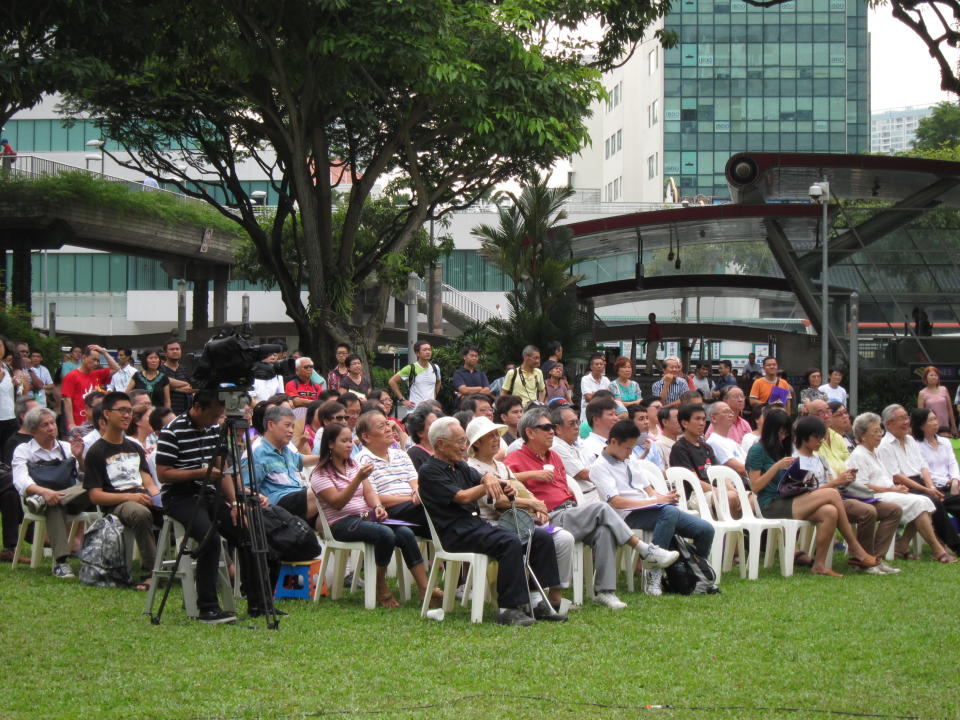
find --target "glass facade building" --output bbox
[663,0,870,199]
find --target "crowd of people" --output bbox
[3,334,959,627]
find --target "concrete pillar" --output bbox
[11,247,31,311]
[192,279,209,330]
[393,296,405,328]
[428,264,442,334]
[212,267,228,327]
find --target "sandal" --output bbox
[811,568,844,578]
[133,578,153,592]
[936,552,958,564]
[428,588,444,609]
[377,593,400,608]
[894,549,917,561]
[793,552,814,568]
[848,555,880,569]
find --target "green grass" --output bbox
[2,552,958,720]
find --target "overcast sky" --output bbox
[870,5,957,110]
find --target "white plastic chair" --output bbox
[311,493,377,609]
[12,496,99,569]
[419,503,492,623]
[708,465,785,580]
[564,475,594,605]
[667,467,745,582]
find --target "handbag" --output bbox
[777,458,816,499]
[259,503,321,561]
[26,443,78,491]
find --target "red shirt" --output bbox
[285,378,324,402]
[61,367,111,427]
[504,444,573,511]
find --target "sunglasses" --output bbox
[533,423,557,432]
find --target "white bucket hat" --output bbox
[465,416,507,448]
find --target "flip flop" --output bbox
[936,553,958,564]
[811,568,844,578]
[894,549,917,561]
[793,552,814,567]
[377,593,400,608]
[133,579,153,592]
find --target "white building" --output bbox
[871,105,934,154]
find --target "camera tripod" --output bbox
[150,393,279,629]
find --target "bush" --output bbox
[0,306,65,365]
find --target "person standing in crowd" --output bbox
[285,357,325,407]
[0,340,31,447]
[327,343,351,393]
[159,339,194,416]
[798,368,827,409]
[125,349,171,409]
[489,363,514,397]
[917,365,956,437]
[749,356,793,414]
[540,341,564,377]
[389,341,440,418]
[714,360,737,397]
[580,352,610,422]
[644,313,662,373]
[499,345,545,408]
[58,345,83,382]
[544,362,572,403]
[339,354,372,398]
[452,345,491,401]
[28,350,54,409]
[61,344,121,434]
[742,352,761,380]
[819,368,848,405]
[609,357,642,410]
[689,363,714,400]
[651,356,689,409]
[249,352,285,404]
[109,348,137,392]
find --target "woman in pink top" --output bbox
[917,366,956,437]
[311,423,438,608]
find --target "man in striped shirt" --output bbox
[156,391,269,624]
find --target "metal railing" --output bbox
[416,280,495,324]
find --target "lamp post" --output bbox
[85,139,105,175]
[405,271,419,361]
[810,179,830,378]
[177,279,187,342]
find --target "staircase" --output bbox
[415,281,495,330]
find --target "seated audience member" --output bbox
[68,390,106,441]
[913,408,960,515]
[642,398,663,438]
[609,356,642,409]
[311,422,437,608]
[128,389,152,415]
[504,406,678,610]
[740,403,770,455]
[627,404,665,471]
[418,417,562,625]
[339,354,372,398]
[591,420,715,595]
[299,399,325,455]
[655,405,681,464]
[651,356,689,409]
[581,396,620,464]
[828,401,855,452]
[0,396,39,562]
[878,404,960,555]
[805,399,847,478]
[550,403,598,503]
[689,363,714,401]
[285,357,325,408]
[708,385,752,444]
[249,353,285,404]
[705,401,749,481]
[83,392,162,590]
[847,412,954,563]
[798,368,828,409]
[453,410,473,430]
[366,388,395,418]
[544,362,572,404]
[3,395,38,465]
[459,393,496,421]
[355,410,428,534]
[714,360,737,396]
[405,407,440,471]
[339,392,363,444]
[679,390,703,406]
[12,407,87,578]
[746,411,880,576]
[240,405,319,525]
[310,401,349,454]
[494,394,524,447]
[81,405,107,460]
[819,368,848,405]
[670,403,741,515]
[466,416,573,612]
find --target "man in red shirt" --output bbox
[284,357,324,407]
[644,313,663,373]
[61,345,121,431]
[504,406,678,610]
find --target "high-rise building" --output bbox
[571,0,871,202]
[871,105,934,154]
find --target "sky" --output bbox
[869,5,958,110]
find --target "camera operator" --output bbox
[249,353,286,405]
[156,391,273,623]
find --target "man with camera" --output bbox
[156,391,271,623]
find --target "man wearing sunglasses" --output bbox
[505,407,678,610]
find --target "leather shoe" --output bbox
[532,600,568,622]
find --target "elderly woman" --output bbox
[405,407,440,471]
[912,407,960,515]
[609,356,642,408]
[746,410,880,576]
[798,368,827,409]
[847,412,954,563]
[917,365,956,437]
[465,416,573,611]
[311,422,440,607]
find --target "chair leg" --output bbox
[747,529,762,580]
[362,546,377,610]
[570,546,584,606]
[709,533,726,582]
[469,557,487,623]
[781,528,798,577]
[420,559,442,618]
[12,516,31,569]
[314,547,332,601]
[30,516,46,568]
[331,550,348,600]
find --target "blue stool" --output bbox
[274,560,320,600]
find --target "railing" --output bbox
[29,291,127,318]
[416,280,495,324]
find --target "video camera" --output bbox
[190,324,287,391]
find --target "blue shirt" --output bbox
[241,438,304,504]
[452,367,489,394]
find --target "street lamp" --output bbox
[809,179,830,378]
[85,138,105,174]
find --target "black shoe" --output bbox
[532,600,568,622]
[248,607,288,618]
[198,609,237,625]
[496,607,535,627]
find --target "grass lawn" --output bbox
[2,551,958,720]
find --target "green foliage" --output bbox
[0,172,245,237]
[911,102,960,151]
[857,368,916,414]
[369,364,394,390]
[0,306,63,362]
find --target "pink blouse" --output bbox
[920,386,953,430]
[310,458,369,525]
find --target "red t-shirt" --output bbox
[284,378,324,402]
[504,444,573,511]
[61,368,112,427]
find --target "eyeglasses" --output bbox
[533,423,557,432]
[302,364,314,369]
[107,407,133,415]
[332,415,348,421]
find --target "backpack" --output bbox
[401,363,440,400]
[661,535,719,595]
[259,504,321,562]
[78,515,132,587]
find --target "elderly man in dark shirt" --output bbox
[418,416,564,626]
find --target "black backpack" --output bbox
[401,362,440,400]
[259,504,321,562]
[662,535,719,595]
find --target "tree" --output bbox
[61,0,672,368]
[912,102,960,151]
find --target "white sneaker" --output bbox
[644,569,663,596]
[878,560,901,574]
[642,544,680,570]
[863,565,885,575]
[52,562,74,579]
[593,591,627,610]
[25,494,46,514]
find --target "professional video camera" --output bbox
[190,324,285,391]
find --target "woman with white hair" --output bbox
[846,412,954,563]
[465,415,573,612]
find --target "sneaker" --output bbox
[593,591,627,610]
[25,494,46,514]
[496,607,536,626]
[863,565,885,575]
[455,583,466,602]
[878,560,901,575]
[532,600,568,622]
[644,569,663,596]
[641,544,680,570]
[52,562,74,579]
[197,609,237,625]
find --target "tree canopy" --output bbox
[912,102,960,151]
